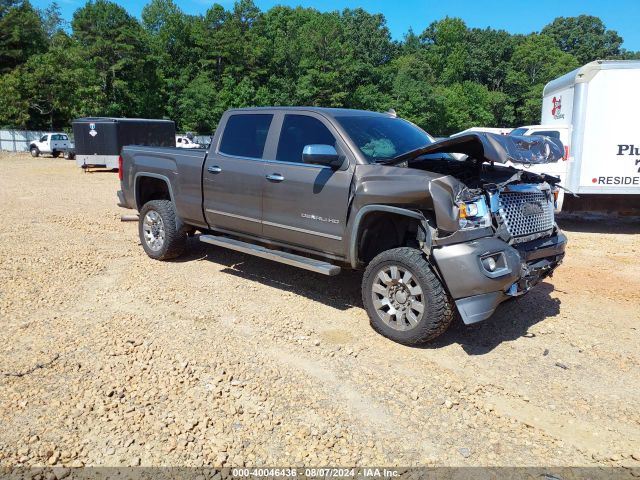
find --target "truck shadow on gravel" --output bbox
[180,237,561,354]
[424,282,561,355]
[179,237,364,311]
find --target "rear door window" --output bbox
[219,114,273,159]
[276,114,336,164]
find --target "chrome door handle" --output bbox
[266,173,285,182]
[207,165,222,174]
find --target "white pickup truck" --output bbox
[29,133,71,158]
[175,135,202,149]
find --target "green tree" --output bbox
[0,1,633,134]
[420,17,469,86]
[542,15,622,64]
[219,0,268,81]
[339,8,395,111]
[401,27,421,54]
[258,6,318,103]
[0,0,20,18]
[294,12,352,106]
[0,0,47,74]
[466,28,516,90]
[0,34,103,129]
[177,72,220,132]
[192,3,229,78]
[435,82,514,134]
[505,34,578,124]
[0,69,30,127]
[72,0,161,117]
[341,8,395,68]
[142,0,196,124]
[390,52,439,130]
[40,2,66,40]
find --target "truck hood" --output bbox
[386,132,564,166]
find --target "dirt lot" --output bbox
[1,152,639,468]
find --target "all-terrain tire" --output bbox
[362,247,454,345]
[30,147,39,157]
[138,200,186,261]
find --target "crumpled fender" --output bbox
[428,176,474,233]
[351,164,437,211]
[348,165,469,255]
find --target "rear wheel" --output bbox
[63,151,74,160]
[138,200,186,260]
[30,147,39,157]
[362,247,454,345]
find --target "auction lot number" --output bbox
[232,468,357,478]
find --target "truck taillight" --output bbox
[118,155,123,180]
[563,146,569,160]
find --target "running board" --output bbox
[199,234,341,276]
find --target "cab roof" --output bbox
[225,107,396,119]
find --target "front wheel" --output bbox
[362,247,454,345]
[138,200,186,260]
[30,147,40,157]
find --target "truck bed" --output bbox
[119,145,208,227]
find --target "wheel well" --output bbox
[136,176,171,210]
[356,212,423,265]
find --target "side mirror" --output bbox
[302,144,343,168]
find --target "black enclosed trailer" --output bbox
[72,117,175,169]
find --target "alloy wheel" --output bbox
[371,264,425,331]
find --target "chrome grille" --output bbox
[498,190,554,241]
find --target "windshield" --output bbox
[335,116,434,162]
[509,128,529,136]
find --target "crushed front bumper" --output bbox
[432,231,567,325]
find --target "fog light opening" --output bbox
[482,256,497,272]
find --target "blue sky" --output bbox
[35,0,640,51]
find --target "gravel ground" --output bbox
[1,153,639,468]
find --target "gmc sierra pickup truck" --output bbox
[118,107,567,345]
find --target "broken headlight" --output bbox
[458,197,491,230]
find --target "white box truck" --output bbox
[510,60,640,211]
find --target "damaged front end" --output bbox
[487,182,566,297]
[399,133,568,324]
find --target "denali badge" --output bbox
[301,213,340,224]
[521,202,544,216]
